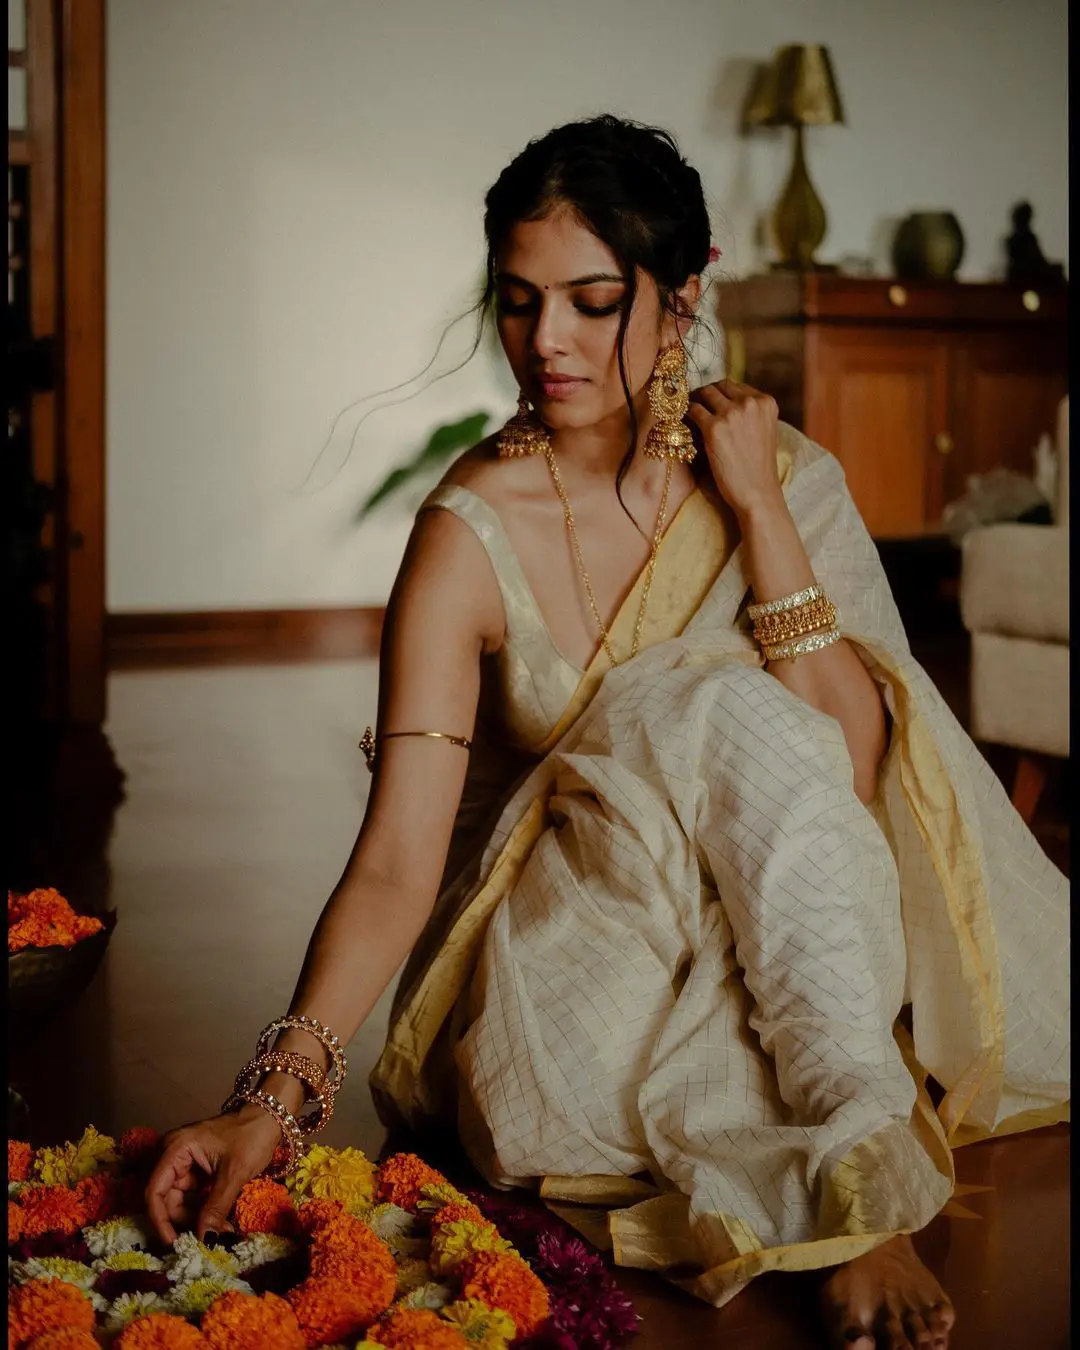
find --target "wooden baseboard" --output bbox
[105,607,385,670]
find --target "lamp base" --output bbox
[773,123,829,270]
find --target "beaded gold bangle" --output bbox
[220,1088,304,1175]
[747,584,825,621]
[233,1051,333,1135]
[762,627,843,663]
[256,1014,348,1094]
[753,598,838,646]
[359,726,473,773]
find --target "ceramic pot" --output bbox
[892,212,965,281]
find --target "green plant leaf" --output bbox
[356,411,492,521]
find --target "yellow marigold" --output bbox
[199,1290,305,1350]
[8,1280,96,1345]
[429,1220,513,1278]
[286,1144,376,1212]
[114,1313,211,1349]
[8,1139,33,1183]
[33,1125,117,1188]
[459,1252,549,1338]
[234,1178,297,1237]
[414,1182,473,1215]
[22,1330,101,1350]
[17,1184,85,1239]
[367,1308,470,1349]
[286,1276,388,1348]
[374,1155,446,1213]
[439,1299,516,1350]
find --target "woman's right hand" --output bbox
[145,1105,283,1245]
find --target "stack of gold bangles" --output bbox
[221,1013,347,1176]
[747,583,842,662]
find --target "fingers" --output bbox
[145,1129,219,1246]
[196,1163,249,1242]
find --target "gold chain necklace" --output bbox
[543,446,674,667]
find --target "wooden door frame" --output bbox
[58,0,107,726]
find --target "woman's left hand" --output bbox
[687,380,784,521]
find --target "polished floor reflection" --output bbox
[8,659,1069,1350]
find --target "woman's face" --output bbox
[494,206,674,433]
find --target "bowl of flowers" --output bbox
[8,888,117,1023]
[7,1125,642,1348]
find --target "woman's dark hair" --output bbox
[478,114,714,512]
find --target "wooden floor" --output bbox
[8,653,1070,1350]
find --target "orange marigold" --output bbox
[6,889,103,953]
[114,1314,210,1349]
[17,1184,85,1239]
[264,1145,292,1176]
[8,1139,33,1183]
[459,1251,550,1338]
[286,1276,387,1348]
[8,1281,95,1345]
[367,1308,470,1349]
[234,1178,297,1237]
[294,1197,347,1237]
[8,1199,26,1244]
[23,1331,101,1350]
[200,1290,305,1350]
[119,1127,162,1168]
[374,1154,446,1212]
[73,1171,116,1225]
[430,1201,487,1230]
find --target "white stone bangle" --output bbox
[747,584,826,621]
[762,626,843,663]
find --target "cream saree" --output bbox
[370,423,1069,1308]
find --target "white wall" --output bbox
[106,0,1069,612]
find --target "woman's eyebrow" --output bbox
[496,271,625,290]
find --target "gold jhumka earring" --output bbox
[643,344,696,463]
[496,394,551,458]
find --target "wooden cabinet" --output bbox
[717,275,1068,538]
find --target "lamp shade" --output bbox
[743,44,845,128]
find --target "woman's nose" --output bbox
[530,301,570,359]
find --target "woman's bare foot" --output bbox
[820,1235,955,1349]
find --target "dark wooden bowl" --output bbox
[7,910,117,1024]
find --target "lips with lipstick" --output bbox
[537,373,589,400]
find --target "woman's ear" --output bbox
[663,275,702,343]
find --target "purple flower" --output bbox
[242,1251,308,1297]
[515,1329,579,1350]
[93,1268,172,1300]
[549,1278,641,1348]
[534,1232,607,1284]
[10,1232,92,1264]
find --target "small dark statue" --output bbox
[1005,202,1066,285]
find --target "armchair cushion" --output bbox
[960,523,1069,643]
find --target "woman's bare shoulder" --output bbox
[438,432,548,511]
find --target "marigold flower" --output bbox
[8,1140,33,1183]
[119,1128,163,1170]
[199,1289,306,1349]
[440,1298,517,1350]
[33,1126,117,1189]
[73,1172,116,1226]
[9,1255,98,1296]
[374,1155,447,1213]
[366,1307,470,1349]
[6,890,103,952]
[9,1198,26,1243]
[8,1279,96,1344]
[287,1145,377,1213]
[17,1184,86,1239]
[234,1178,297,1237]
[286,1275,390,1347]
[165,1274,253,1318]
[294,1197,347,1237]
[430,1202,486,1229]
[459,1252,550,1338]
[21,1330,100,1350]
[414,1182,473,1215]
[113,1312,211,1348]
[429,1219,513,1278]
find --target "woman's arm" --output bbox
[687,380,887,806]
[147,506,505,1240]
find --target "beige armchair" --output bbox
[959,397,1069,821]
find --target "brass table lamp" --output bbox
[743,44,845,270]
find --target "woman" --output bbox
[147,116,1069,1350]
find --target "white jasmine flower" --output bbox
[83,1214,153,1258]
[231,1231,296,1270]
[10,1256,106,1309]
[397,1280,455,1311]
[165,1273,253,1317]
[103,1290,169,1332]
[166,1231,240,1283]
[92,1250,165,1273]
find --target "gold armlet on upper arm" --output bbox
[359,726,473,773]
